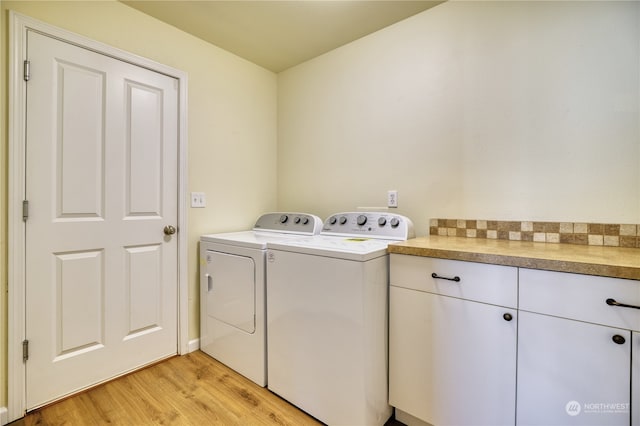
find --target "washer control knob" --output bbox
[329,216,337,225]
[294,216,301,224]
[302,217,309,225]
[378,217,387,227]
[390,217,400,228]
[339,216,348,225]
[357,215,367,226]
[279,215,289,224]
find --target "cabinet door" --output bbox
[517,311,630,425]
[389,286,517,426]
[633,332,640,426]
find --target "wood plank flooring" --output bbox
[16,350,324,426]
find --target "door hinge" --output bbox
[23,200,29,221]
[23,60,31,81]
[23,340,29,362]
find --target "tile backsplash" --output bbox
[429,219,640,248]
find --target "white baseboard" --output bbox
[1,406,8,426]
[395,409,432,426]
[187,338,200,353]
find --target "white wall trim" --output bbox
[187,338,200,353]
[395,409,430,426]
[8,11,189,423]
[0,407,8,426]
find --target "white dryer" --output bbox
[200,212,322,387]
[266,212,414,425]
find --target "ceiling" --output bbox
[121,1,444,73]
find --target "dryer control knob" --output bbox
[390,217,400,228]
[378,217,387,226]
[339,216,348,225]
[294,217,301,224]
[280,215,289,223]
[357,215,367,226]
[329,216,338,225]
[302,217,309,225]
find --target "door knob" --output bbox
[164,225,177,236]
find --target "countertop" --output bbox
[388,236,640,281]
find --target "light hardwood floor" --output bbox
[16,350,324,425]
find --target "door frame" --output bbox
[7,11,189,423]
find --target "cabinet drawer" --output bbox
[520,268,640,331]
[390,254,518,307]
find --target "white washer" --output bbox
[266,212,415,425]
[200,212,322,387]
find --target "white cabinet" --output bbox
[517,311,630,425]
[633,333,640,426]
[389,255,518,426]
[517,268,640,426]
[390,256,640,426]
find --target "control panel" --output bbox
[322,212,415,240]
[253,212,323,235]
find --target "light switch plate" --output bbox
[191,192,206,208]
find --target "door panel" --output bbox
[56,61,105,219]
[54,249,104,358]
[25,30,178,409]
[125,244,163,336]
[126,81,163,217]
[206,251,256,333]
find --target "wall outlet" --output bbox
[387,190,398,208]
[191,192,206,208]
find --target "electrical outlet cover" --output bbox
[387,190,398,208]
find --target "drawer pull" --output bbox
[431,273,461,282]
[612,335,626,345]
[606,298,640,310]
[503,313,513,321]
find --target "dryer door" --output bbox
[205,250,256,333]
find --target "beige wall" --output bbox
[0,0,277,408]
[277,1,640,237]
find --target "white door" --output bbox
[389,286,517,426]
[633,333,640,426]
[25,30,178,409]
[517,311,630,426]
[205,251,256,333]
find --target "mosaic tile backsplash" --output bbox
[429,219,640,248]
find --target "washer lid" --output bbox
[201,230,311,249]
[267,236,394,261]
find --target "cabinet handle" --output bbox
[606,298,640,310]
[503,313,513,321]
[612,335,626,345]
[431,273,461,282]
